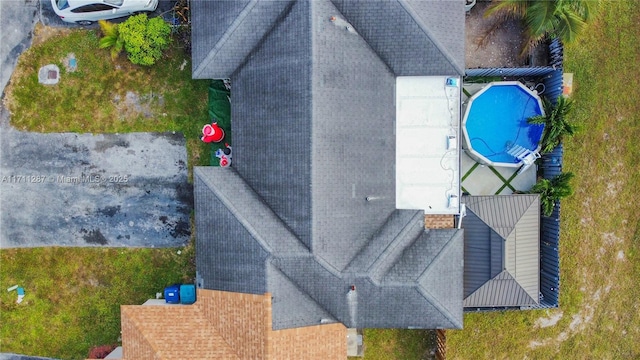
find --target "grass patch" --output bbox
[1,26,206,359]
[352,329,435,360]
[3,24,211,176]
[0,244,195,359]
[448,1,640,358]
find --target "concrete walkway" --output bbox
[461,150,536,195]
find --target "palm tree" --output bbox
[528,172,574,216]
[98,20,124,60]
[528,96,577,153]
[485,0,597,55]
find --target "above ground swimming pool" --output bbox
[462,81,545,167]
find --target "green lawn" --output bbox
[448,2,640,358]
[2,3,639,357]
[3,24,211,178]
[0,246,195,358]
[0,25,205,359]
[353,329,436,360]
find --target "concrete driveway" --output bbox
[0,0,192,248]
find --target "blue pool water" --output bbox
[465,84,544,164]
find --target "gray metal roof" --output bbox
[462,195,540,308]
[193,0,467,330]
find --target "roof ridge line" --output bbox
[196,167,308,254]
[503,194,539,239]
[193,0,259,78]
[477,270,538,305]
[121,307,161,356]
[270,258,342,324]
[417,229,461,282]
[314,253,343,278]
[231,0,298,79]
[197,168,273,253]
[466,195,537,239]
[194,293,256,360]
[367,211,426,284]
[417,287,462,329]
[323,0,395,74]
[504,269,539,304]
[343,210,420,274]
[398,0,465,75]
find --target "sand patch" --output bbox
[535,311,563,328]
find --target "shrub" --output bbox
[98,20,124,60]
[88,344,118,359]
[118,14,172,66]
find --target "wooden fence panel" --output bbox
[436,329,447,360]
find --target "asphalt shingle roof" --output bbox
[193,0,466,330]
[329,0,465,76]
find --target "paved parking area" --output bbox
[0,127,193,248]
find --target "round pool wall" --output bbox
[462,81,545,167]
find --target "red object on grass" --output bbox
[201,122,225,143]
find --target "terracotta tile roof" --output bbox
[269,324,347,360]
[119,289,346,360]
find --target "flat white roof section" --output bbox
[396,76,461,214]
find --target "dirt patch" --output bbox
[32,23,72,47]
[465,2,548,68]
[534,310,564,328]
[112,91,164,119]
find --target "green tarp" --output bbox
[207,80,231,166]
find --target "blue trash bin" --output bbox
[179,284,196,304]
[164,284,180,304]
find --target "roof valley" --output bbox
[398,0,465,75]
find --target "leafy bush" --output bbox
[98,20,124,60]
[88,344,118,359]
[118,14,171,66]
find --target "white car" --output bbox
[51,0,159,25]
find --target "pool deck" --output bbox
[460,82,537,195]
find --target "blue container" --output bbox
[179,284,196,304]
[164,284,180,304]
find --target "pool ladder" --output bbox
[507,145,541,174]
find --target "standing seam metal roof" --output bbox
[462,195,540,307]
